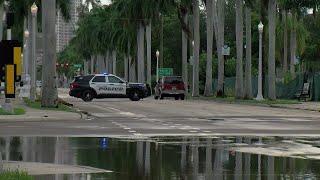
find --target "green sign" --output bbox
[73,64,82,68]
[158,68,173,77]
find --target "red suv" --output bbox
[154,76,186,100]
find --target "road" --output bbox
[0,91,319,137]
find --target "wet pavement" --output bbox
[1,136,320,179]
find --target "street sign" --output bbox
[222,45,230,56]
[158,68,173,77]
[73,64,82,68]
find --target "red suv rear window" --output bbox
[163,77,183,84]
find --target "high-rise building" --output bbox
[56,0,81,52]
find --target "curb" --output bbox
[192,98,319,112]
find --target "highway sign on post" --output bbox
[73,64,82,68]
[158,68,173,77]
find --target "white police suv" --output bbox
[69,73,151,102]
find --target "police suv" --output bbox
[69,73,151,102]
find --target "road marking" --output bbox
[203,130,212,133]
[170,126,176,128]
[129,130,136,133]
[174,124,182,126]
[124,128,131,130]
[133,133,143,136]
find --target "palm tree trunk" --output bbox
[235,0,244,99]
[129,56,136,82]
[112,50,117,75]
[283,10,288,74]
[105,52,109,73]
[244,6,252,99]
[137,22,145,83]
[146,21,152,86]
[268,0,276,100]
[182,13,188,93]
[84,60,89,75]
[0,4,4,41]
[204,0,213,96]
[290,29,296,78]
[90,56,94,74]
[124,55,128,81]
[216,0,225,97]
[41,0,58,107]
[192,0,200,97]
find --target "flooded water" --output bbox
[1,136,320,180]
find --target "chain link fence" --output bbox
[213,73,320,101]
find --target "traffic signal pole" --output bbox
[3,27,13,113]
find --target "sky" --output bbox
[100,0,111,5]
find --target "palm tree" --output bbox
[41,0,59,107]
[146,20,152,85]
[192,0,200,97]
[268,0,276,100]
[282,10,288,73]
[177,0,192,93]
[235,0,244,99]
[244,1,253,99]
[214,0,225,97]
[204,0,213,96]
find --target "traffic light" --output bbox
[0,40,22,82]
[0,40,22,98]
[5,64,16,98]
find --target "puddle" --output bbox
[0,136,320,179]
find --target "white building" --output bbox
[56,0,81,52]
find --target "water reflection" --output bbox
[0,136,319,180]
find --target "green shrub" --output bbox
[0,171,33,180]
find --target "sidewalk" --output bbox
[0,97,82,122]
[270,102,319,112]
[192,96,320,112]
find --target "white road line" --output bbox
[129,130,136,133]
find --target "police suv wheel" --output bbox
[82,90,94,102]
[129,91,141,101]
[154,96,159,100]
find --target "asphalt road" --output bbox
[1,92,319,137]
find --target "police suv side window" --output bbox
[92,76,106,83]
[108,76,123,83]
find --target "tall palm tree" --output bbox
[41,0,58,107]
[214,0,225,97]
[282,10,288,74]
[235,0,244,99]
[177,0,192,93]
[204,0,213,96]
[244,1,253,99]
[146,20,152,85]
[268,0,276,100]
[192,0,200,97]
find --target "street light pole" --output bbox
[256,21,264,101]
[156,50,160,82]
[24,30,30,76]
[30,3,38,102]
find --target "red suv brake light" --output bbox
[70,82,80,90]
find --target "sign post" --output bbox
[220,45,230,97]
